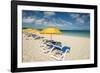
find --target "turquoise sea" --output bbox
[61,30,90,38]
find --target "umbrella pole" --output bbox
[51,34,52,40]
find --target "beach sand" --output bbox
[22,33,90,62]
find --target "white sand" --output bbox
[22,33,90,62]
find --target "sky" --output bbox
[22,10,90,30]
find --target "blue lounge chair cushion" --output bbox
[61,46,70,53]
[54,46,62,50]
[51,41,62,47]
[51,41,56,45]
[47,44,53,48]
[49,45,53,48]
[57,43,62,47]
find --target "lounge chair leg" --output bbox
[60,52,67,60]
[48,47,54,55]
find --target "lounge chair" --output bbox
[49,46,71,61]
[34,36,44,40]
[45,41,62,50]
[41,40,56,53]
[41,39,63,53]
[31,34,37,38]
[61,46,70,53]
[46,43,53,48]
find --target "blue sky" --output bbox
[22,10,90,30]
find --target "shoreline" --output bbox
[62,34,90,38]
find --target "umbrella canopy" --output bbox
[40,27,62,40]
[40,27,62,34]
[23,28,40,33]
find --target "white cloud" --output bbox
[34,18,58,27]
[76,18,84,24]
[34,18,53,26]
[70,14,85,24]
[43,21,48,24]
[35,18,45,25]
[22,13,73,28]
[46,18,73,27]
[44,11,55,18]
[70,14,80,18]
[22,17,35,23]
[58,18,73,26]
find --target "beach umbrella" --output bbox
[40,27,62,40]
[23,28,40,33]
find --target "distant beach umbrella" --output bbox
[40,27,62,40]
[23,28,40,33]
